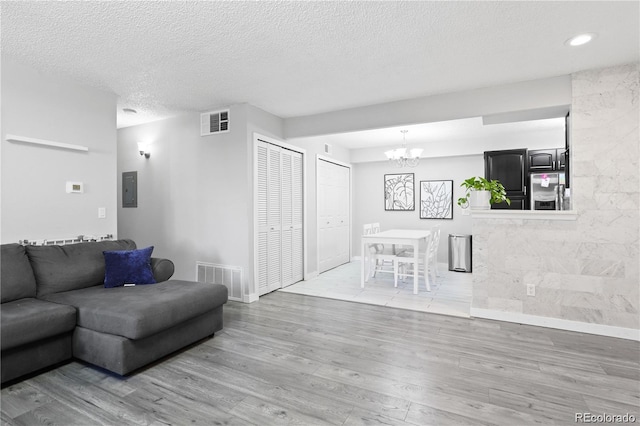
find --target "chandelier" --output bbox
[384,130,423,168]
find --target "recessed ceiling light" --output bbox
[122,108,137,114]
[566,33,596,47]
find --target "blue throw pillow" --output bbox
[103,246,156,288]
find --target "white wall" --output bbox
[352,155,482,264]
[471,63,640,337]
[1,56,118,243]
[117,103,284,299]
[118,112,198,274]
[117,101,355,293]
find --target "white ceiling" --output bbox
[2,1,638,138]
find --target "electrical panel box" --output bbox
[122,171,137,208]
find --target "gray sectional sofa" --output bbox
[1,239,228,384]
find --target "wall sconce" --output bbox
[137,142,151,159]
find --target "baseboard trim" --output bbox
[470,308,640,341]
[243,293,259,304]
[305,271,319,281]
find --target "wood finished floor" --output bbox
[2,292,639,425]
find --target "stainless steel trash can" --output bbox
[448,234,472,272]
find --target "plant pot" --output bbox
[469,190,491,210]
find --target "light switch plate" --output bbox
[98,207,106,219]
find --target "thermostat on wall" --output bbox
[66,181,84,193]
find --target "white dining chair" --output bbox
[364,223,401,280]
[371,222,407,260]
[362,224,374,279]
[371,222,393,277]
[427,227,441,284]
[393,227,440,292]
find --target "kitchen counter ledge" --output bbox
[471,209,578,221]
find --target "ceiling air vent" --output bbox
[200,109,230,136]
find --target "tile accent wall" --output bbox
[472,63,640,331]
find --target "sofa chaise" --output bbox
[1,239,228,384]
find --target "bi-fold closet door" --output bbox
[317,159,350,273]
[257,140,303,296]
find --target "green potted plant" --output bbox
[457,177,511,210]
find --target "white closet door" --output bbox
[317,159,334,273]
[335,164,350,265]
[256,141,304,296]
[257,142,282,296]
[318,159,350,273]
[256,142,269,295]
[266,145,282,293]
[291,153,304,282]
[281,149,303,287]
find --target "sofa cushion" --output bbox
[1,244,37,303]
[0,298,77,351]
[103,246,156,288]
[27,240,136,297]
[40,280,228,340]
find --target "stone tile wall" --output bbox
[472,63,639,331]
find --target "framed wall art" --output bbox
[384,173,415,211]
[420,180,453,219]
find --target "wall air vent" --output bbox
[200,109,230,136]
[196,261,243,302]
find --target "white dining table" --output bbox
[361,228,432,295]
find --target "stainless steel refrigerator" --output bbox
[530,172,566,210]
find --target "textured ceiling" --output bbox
[2,1,638,131]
